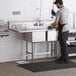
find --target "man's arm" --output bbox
[53,16,59,26]
[52,10,60,26]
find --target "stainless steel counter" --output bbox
[18,28,56,33]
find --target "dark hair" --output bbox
[54,0,63,5]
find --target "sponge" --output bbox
[47,23,54,29]
[50,23,54,28]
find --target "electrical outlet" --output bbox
[12,11,21,15]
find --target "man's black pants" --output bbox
[58,31,69,61]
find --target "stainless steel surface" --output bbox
[25,41,58,62]
[0,31,9,36]
[19,29,56,33]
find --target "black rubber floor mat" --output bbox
[18,61,76,72]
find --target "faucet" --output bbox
[34,21,44,26]
[39,21,44,26]
[34,22,38,26]
[34,18,44,26]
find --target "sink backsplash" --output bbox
[9,20,52,31]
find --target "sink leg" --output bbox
[26,42,28,61]
[51,41,54,61]
[31,42,35,63]
[46,41,49,58]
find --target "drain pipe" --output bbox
[73,12,75,29]
[39,0,42,20]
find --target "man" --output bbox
[52,0,69,63]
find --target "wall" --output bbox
[0,0,53,21]
[0,0,75,62]
[0,31,24,62]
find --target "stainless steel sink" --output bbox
[0,31,9,37]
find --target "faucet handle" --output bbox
[39,22,44,26]
[34,22,38,26]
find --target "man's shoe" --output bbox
[63,60,69,64]
[55,59,64,64]
[55,58,68,64]
[55,58,63,62]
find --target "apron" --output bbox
[57,22,64,40]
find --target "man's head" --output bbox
[54,0,63,8]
